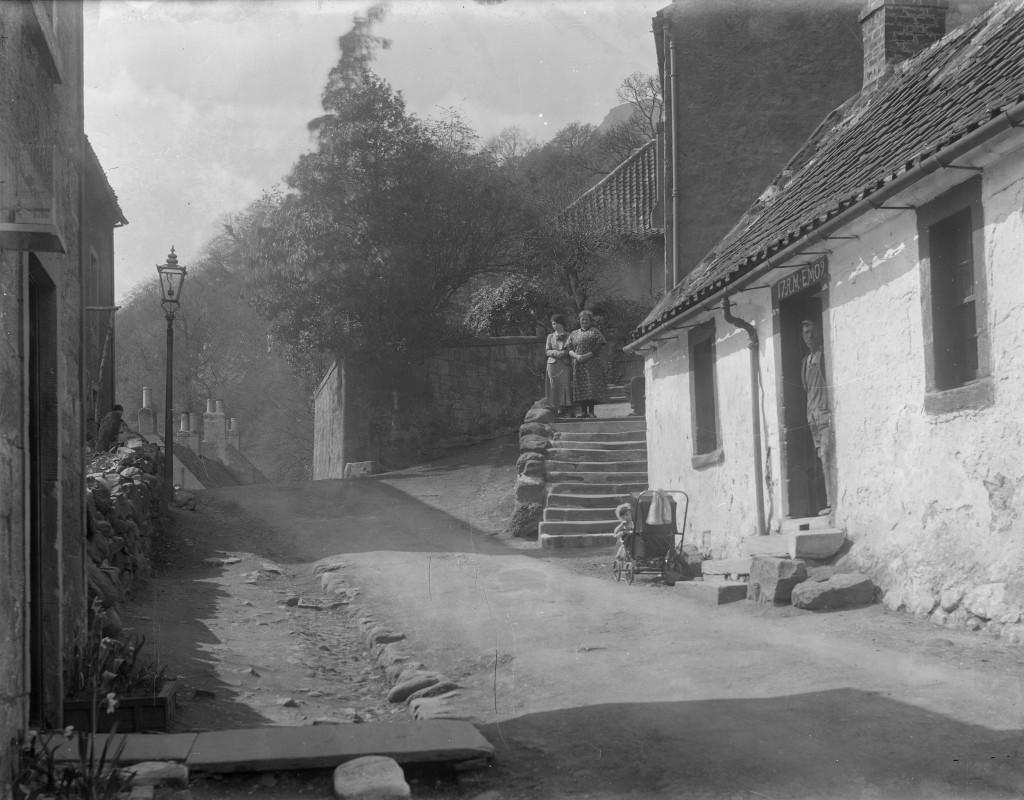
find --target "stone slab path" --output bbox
[50,720,492,773]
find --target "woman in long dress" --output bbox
[567,309,607,418]
[545,314,573,416]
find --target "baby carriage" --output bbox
[613,489,690,586]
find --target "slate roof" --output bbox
[561,139,660,238]
[633,0,1024,340]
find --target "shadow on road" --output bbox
[124,570,275,732]
[203,480,527,562]
[479,689,1024,799]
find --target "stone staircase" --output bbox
[539,415,647,550]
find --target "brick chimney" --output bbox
[174,411,201,455]
[861,0,949,87]
[201,398,228,463]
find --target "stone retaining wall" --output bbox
[314,337,546,475]
[84,442,165,637]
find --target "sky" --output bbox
[83,0,667,301]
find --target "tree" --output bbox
[246,10,529,392]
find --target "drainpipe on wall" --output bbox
[722,296,766,537]
[669,34,680,289]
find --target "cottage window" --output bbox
[689,321,722,465]
[918,177,992,413]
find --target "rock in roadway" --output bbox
[791,572,876,610]
[747,557,807,605]
[387,672,442,703]
[333,756,410,799]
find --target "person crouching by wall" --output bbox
[545,313,573,417]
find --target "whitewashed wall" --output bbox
[645,143,1024,633]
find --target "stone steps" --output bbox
[544,506,621,522]
[548,448,647,463]
[546,491,635,509]
[547,460,647,473]
[550,419,646,434]
[553,430,646,443]
[539,532,619,549]
[546,470,649,484]
[537,519,619,535]
[550,438,646,451]
[541,412,648,549]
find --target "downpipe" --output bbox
[722,296,766,536]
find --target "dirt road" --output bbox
[130,440,1024,799]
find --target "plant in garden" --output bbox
[15,726,131,800]
[64,600,167,705]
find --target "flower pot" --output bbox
[62,680,178,733]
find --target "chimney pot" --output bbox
[215,400,225,414]
[206,398,216,414]
[142,387,152,409]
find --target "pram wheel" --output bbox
[662,550,686,586]
[613,557,625,582]
[625,562,635,584]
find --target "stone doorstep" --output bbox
[700,558,752,579]
[673,580,749,606]
[539,533,618,549]
[742,529,845,560]
[780,516,836,534]
[50,721,493,774]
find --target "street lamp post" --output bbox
[156,247,186,513]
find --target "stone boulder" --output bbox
[514,475,545,504]
[746,557,807,605]
[519,434,549,453]
[515,452,545,480]
[523,406,555,424]
[508,503,543,538]
[333,756,410,799]
[519,422,551,438]
[791,572,876,610]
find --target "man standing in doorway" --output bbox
[801,320,834,515]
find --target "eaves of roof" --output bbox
[628,0,1024,350]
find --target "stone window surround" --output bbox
[917,175,993,415]
[688,319,722,468]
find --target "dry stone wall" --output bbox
[84,442,166,637]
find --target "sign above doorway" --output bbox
[773,256,829,304]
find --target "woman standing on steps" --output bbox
[545,314,573,417]
[568,309,607,419]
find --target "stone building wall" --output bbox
[313,337,545,477]
[645,138,1024,638]
[0,2,88,792]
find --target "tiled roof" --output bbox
[634,0,1024,339]
[561,139,660,238]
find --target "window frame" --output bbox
[688,319,723,468]
[917,176,992,414]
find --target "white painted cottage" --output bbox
[625,0,1024,633]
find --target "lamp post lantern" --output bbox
[156,247,186,512]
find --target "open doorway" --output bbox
[777,289,829,519]
[28,254,60,726]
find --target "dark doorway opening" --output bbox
[28,255,59,726]
[778,290,828,519]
